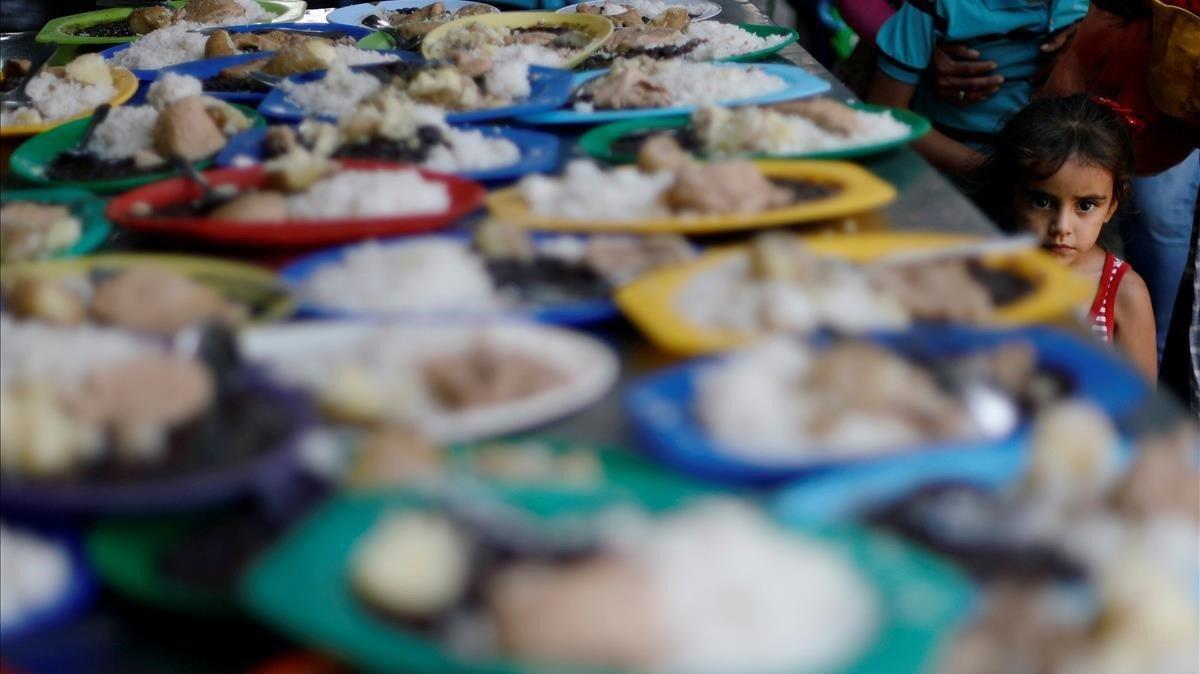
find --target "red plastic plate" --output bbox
[105,160,485,248]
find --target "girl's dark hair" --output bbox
[976,94,1135,230]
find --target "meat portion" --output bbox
[262,39,336,76]
[0,202,81,263]
[176,0,249,24]
[204,29,238,58]
[1,276,87,326]
[488,557,663,670]
[648,6,689,30]
[454,4,494,16]
[608,8,645,27]
[607,27,685,52]
[667,160,794,215]
[66,355,214,461]
[128,6,174,34]
[1109,429,1200,520]
[89,266,246,334]
[869,260,996,323]
[153,96,228,162]
[584,62,671,109]
[449,52,494,79]
[422,342,564,410]
[208,191,289,223]
[769,98,860,136]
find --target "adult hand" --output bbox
[932,43,1003,106]
[1039,24,1077,55]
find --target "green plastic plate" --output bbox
[86,439,707,618]
[717,24,798,63]
[0,188,112,262]
[358,23,796,63]
[35,1,308,45]
[242,457,972,674]
[87,516,241,617]
[579,103,931,164]
[9,104,266,194]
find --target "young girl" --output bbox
[980,94,1158,379]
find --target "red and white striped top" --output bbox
[1088,251,1130,343]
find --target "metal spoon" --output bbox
[60,104,111,159]
[171,155,234,213]
[246,70,284,88]
[362,13,419,51]
[1,49,56,110]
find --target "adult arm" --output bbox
[1114,268,1159,380]
[867,70,987,174]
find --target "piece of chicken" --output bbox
[608,8,645,27]
[208,191,289,222]
[128,6,174,34]
[648,6,690,30]
[585,62,671,109]
[205,29,239,58]
[89,266,245,334]
[262,39,337,77]
[153,96,228,162]
[176,0,249,24]
[606,27,685,53]
[769,98,861,136]
[668,160,795,214]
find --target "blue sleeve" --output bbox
[874,1,939,85]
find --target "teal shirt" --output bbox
[875,0,1088,145]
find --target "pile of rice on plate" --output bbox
[574,59,786,112]
[0,54,119,128]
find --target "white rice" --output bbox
[518,160,675,221]
[146,72,203,110]
[484,58,533,100]
[108,22,210,70]
[426,129,521,173]
[301,239,501,313]
[695,338,926,457]
[281,64,382,119]
[229,0,272,23]
[331,44,402,67]
[675,254,910,333]
[285,169,450,219]
[0,316,156,392]
[0,524,72,631]
[684,22,790,60]
[576,61,786,111]
[0,70,115,126]
[490,43,568,69]
[694,104,912,157]
[604,500,878,674]
[87,105,160,160]
[593,0,718,18]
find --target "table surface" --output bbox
[1,3,1179,673]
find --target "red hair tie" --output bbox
[1090,95,1148,134]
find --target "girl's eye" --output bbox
[1078,201,1096,213]
[1031,197,1051,209]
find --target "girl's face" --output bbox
[1011,157,1119,266]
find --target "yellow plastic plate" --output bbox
[0,254,296,324]
[486,160,896,234]
[616,232,1095,355]
[0,68,138,138]
[421,11,613,69]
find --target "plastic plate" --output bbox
[486,159,895,234]
[105,160,485,248]
[0,68,137,138]
[215,124,560,183]
[624,325,1151,485]
[276,233,618,326]
[36,1,308,45]
[579,103,931,164]
[516,63,831,125]
[420,11,613,70]
[8,104,266,194]
[329,0,498,29]
[0,525,96,645]
[616,232,1094,355]
[0,188,112,263]
[558,0,721,20]
[257,63,574,124]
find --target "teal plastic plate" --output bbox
[35,1,308,45]
[242,465,972,674]
[0,188,112,262]
[579,103,931,163]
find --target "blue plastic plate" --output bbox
[215,124,560,182]
[257,64,575,124]
[517,63,831,125]
[772,442,1136,527]
[327,0,498,28]
[101,23,375,81]
[278,232,619,326]
[0,524,96,645]
[625,325,1151,486]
